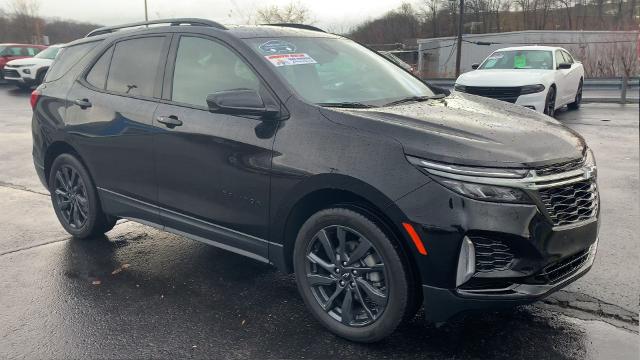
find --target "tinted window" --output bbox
[46,41,99,82]
[172,36,260,107]
[86,46,113,90]
[562,50,574,64]
[106,37,165,98]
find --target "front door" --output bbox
[153,35,280,260]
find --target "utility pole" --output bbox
[455,0,464,77]
[144,0,149,21]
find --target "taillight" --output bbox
[30,89,41,110]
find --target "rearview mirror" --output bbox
[471,63,479,70]
[206,89,279,119]
[557,63,572,70]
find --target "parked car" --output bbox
[0,43,47,81]
[3,44,63,89]
[379,50,416,73]
[32,19,599,343]
[454,46,584,116]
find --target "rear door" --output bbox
[66,35,171,223]
[152,34,280,261]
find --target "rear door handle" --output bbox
[156,115,183,128]
[74,98,92,109]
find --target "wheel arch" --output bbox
[44,141,89,186]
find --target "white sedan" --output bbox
[454,46,584,116]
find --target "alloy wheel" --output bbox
[53,165,89,229]
[545,89,556,117]
[304,225,388,327]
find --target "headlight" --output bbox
[520,84,545,95]
[12,64,35,68]
[437,178,531,203]
[584,147,597,179]
[454,84,466,92]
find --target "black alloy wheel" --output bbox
[294,208,411,342]
[305,225,388,326]
[544,87,556,117]
[49,153,117,239]
[53,164,89,230]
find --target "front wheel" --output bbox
[49,153,116,239]
[544,86,556,117]
[293,208,411,342]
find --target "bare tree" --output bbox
[256,1,311,24]
[420,0,441,37]
[8,0,40,43]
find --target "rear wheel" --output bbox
[49,153,116,239]
[293,208,411,342]
[544,86,556,117]
[568,79,583,110]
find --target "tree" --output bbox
[8,0,40,43]
[256,2,311,24]
[420,0,441,37]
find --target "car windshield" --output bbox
[243,37,434,106]
[35,47,60,60]
[479,50,553,70]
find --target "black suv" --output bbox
[31,19,599,342]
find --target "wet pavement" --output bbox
[0,83,638,359]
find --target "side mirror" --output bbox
[206,89,279,119]
[471,63,479,70]
[557,63,572,70]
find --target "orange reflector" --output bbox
[402,222,427,255]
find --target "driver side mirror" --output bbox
[206,89,279,119]
[471,63,479,70]
[557,63,572,70]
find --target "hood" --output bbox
[320,93,585,168]
[457,69,554,87]
[5,57,52,67]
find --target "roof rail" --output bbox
[86,18,226,37]
[266,23,325,33]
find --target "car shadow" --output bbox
[44,228,595,359]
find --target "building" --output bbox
[417,30,639,78]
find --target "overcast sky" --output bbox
[0,0,414,31]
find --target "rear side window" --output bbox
[86,46,114,89]
[106,37,165,98]
[46,42,99,82]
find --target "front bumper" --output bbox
[515,91,547,113]
[394,177,600,323]
[2,67,36,85]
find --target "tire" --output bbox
[293,208,411,342]
[568,79,583,110]
[544,86,556,117]
[48,153,116,239]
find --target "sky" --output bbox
[0,0,414,31]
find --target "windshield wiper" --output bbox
[317,102,376,109]
[384,94,446,107]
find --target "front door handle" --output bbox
[156,115,183,128]
[74,98,92,109]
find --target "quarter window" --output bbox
[45,41,99,82]
[106,37,165,98]
[171,36,260,107]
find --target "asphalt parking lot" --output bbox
[0,82,638,359]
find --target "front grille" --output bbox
[534,249,590,284]
[535,157,585,177]
[463,86,521,103]
[472,236,514,273]
[2,69,20,78]
[539,180,598,226]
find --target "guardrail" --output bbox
[425,77,640,104]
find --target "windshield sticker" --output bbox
[259,40,297,54]
[514,54,527,68]
[265,53,317,67]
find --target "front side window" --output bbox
[555,50,566,66]
[562,50,574,64]
[243,37,433,106]
[171,36,260,107]
[106,37,165,98]
[479,50,553,70]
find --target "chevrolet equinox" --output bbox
[31,19,600,342]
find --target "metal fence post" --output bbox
[621,73,628,104]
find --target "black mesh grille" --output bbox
[535,158,585,177]
[539,180,598,226]
[2,69,20,78]
[471,236,514,273]
[534,249,590,284]
[463,86,521,103]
